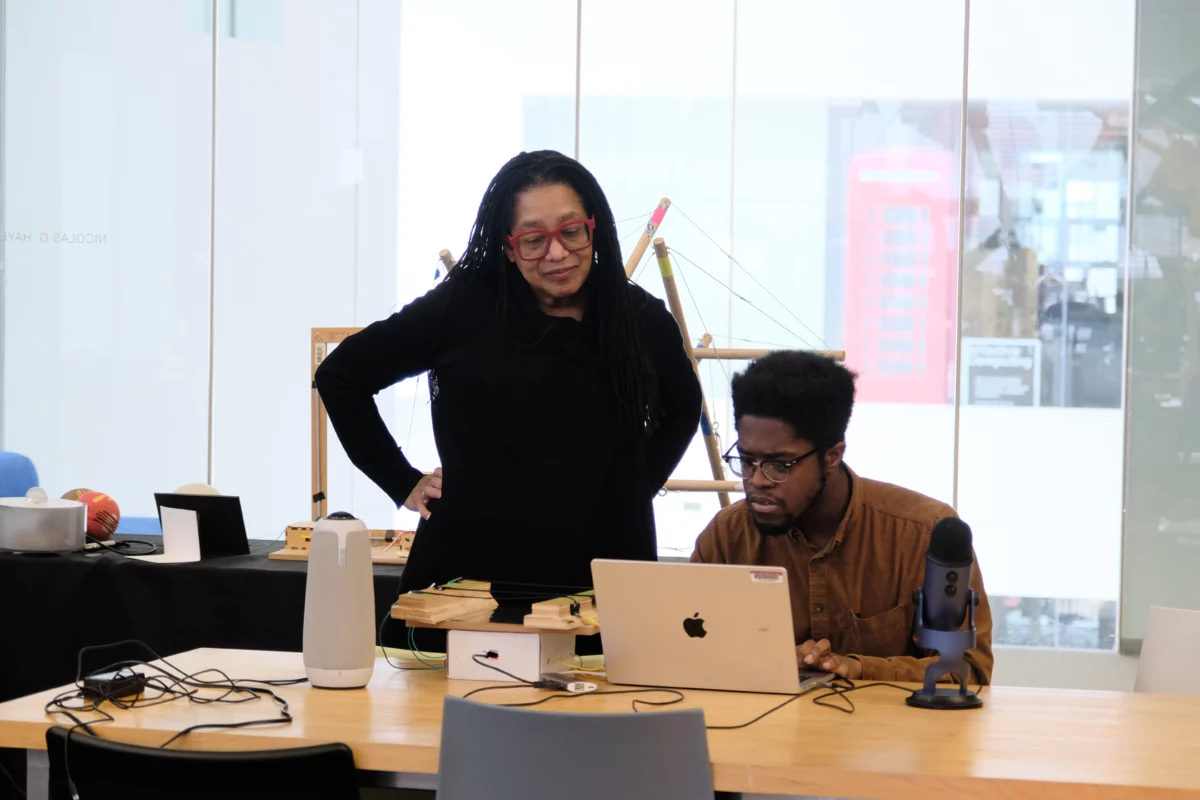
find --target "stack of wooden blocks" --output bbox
[392,580,497,624]
[524,592,597,631]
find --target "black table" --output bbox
[0,536,406,798]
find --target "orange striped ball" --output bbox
[78,491,120,541]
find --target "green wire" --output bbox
[407,627,446,670]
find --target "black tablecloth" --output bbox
[0,537,406,799]
[0,537,407,702]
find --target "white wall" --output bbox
[3,0,211,509]
[3,0,401,538]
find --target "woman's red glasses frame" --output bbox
[506,216,596,260]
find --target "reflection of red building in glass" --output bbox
[844,148,958,403]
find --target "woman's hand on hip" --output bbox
[405,467,443,520]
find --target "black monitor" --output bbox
[153,493,251,559]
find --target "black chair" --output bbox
[45,726,360,799]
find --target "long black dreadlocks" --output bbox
[447,150,661,439]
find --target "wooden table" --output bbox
[1,648,1199,799]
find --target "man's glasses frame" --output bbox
[722,442,819,484]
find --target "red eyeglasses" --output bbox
[506,216,596,261]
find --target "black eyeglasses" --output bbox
[722,442,818,484]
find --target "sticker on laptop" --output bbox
[750,570,784,583]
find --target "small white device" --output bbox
[0,487,86,554]
[302,512,376,688]
[445,629,575,682]
[536,674,599,693]
[592,559,834,695]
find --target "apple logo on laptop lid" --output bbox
[683,612,707,639]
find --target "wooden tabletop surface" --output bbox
[1,648,1198,799]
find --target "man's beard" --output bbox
[752,463,828,537]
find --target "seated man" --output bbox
[691,351,993,684]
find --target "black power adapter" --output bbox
[81,669,147,700]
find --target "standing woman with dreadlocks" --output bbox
[315,150,701,603]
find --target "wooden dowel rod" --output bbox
[623,198,671,279]
[665,480,744,493]
[312,333,326,520]
[654,238,731,509]
[693,348,846,361]
[317,401,329,519]
[438,249,456,272]
[311,384,322,521]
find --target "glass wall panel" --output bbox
[578,0,737,553]
[1121,0,1200,648]
[735,0,966,538]
[958,0,1134,651]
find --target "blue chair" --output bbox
[46,725,360,800]
[116,516,163,535]
[0,451,38,498]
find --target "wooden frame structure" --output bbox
[309,204,844,518]
[646,237,844,507]
[309,249,457,519]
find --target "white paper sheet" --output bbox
[129,506,201,563]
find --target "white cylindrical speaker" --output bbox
[302,511,376,688]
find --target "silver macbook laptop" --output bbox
[591,559,834,695]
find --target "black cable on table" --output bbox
[85,535,157,557]
[44,654,298,798]
[462,655,838,729]
[810,678,914,714]
[469,653,535,685]
[704,686,826,730]
[460,681,688,712]
[48,639,302,749]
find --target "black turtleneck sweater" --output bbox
[314,270,701,595]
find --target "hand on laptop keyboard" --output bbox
[796,639,862,680]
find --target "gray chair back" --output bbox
[437,695,714,800]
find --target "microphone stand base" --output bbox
[906,688,983,710]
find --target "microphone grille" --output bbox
[929,517,973,565]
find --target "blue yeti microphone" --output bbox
[906,517,983,710]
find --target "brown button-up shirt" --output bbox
[690,464,993,684]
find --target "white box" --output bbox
[446,630,576,682]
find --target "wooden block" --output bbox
[523,591,598,631]
[393,580,497,625]
[267,546,413,565]
[282,521,411,548]
[391,583,600,635]
[527,595,596,619]
[522,614,584,630]
[527,598,575,620]
[268,523,416,564]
